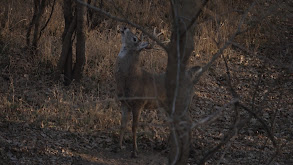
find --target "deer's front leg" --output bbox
[131,107,142,158]
[119,104,130,149]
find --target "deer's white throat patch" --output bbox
[118,45,127,58]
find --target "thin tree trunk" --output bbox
[26,0,47,53]
[55,16,76,83]
[39,0,56,40]
[32,0,47,50]
[56,0,86,85]
[55,0,76,83]
[26,0,39,47]
[64,43,73,86]
[166,0,197,164]
[62,0,74,40]
[73,0,86,81]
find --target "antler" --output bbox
[144,27,169,50]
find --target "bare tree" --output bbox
[26,0,56,54]
[75,0,280,164]
[165,0,210,164]
[56,0,86,85]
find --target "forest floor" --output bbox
[0,44,292,165]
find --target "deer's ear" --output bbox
[137,42,149,51]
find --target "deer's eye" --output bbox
[133,37,137,42]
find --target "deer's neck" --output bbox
[117,46,141,74]
[118,44,128,58]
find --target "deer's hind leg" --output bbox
[119,103,131,149]
[131,105,143,158]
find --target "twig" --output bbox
[222,54,238,98]
[238,103,278,149]
[256,87,282,164]
[117,96,158,101]
[191,98,239,129]
[229,41,256,56]
[109,0,127,19]
[199,102,244,165]
[236,2,280,36]
[270,91,283,133]
[74,0,167,50]
[251,73,263,116]
[197,4,257,164]
[216,142,231,165]
[193,2,256,84]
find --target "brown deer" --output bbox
[115,27,201,158]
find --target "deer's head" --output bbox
[118,27,148,52]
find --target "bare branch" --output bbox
[117,96,157,101]
[191,98,239,129]
[74,0,167,50]
[193,2,256,84]
[239,103,280,165]
[169,1,181,164]
[229,41,256,56]
[237,3,280,35]
[222,55,238,98]
[199,102,244,165]
[257,92,282,164]
[170,0,181,117]
[180,0,209,37]
[238,103,278,149]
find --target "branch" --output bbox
[193,2,256,83]
[236,3,280,35]
[169,1,181,164]
[229,41,256,56]
[192,2,279,80]
[180,0,209,37]
[191,98,239,129]
[222,55,238,98]
[238,103,278,149]
[199,102,244,165]
[239,103,280,165]
[170,0,181,117]
[117,96,157,101]
[74,0,167,50]
[257,91,283,164]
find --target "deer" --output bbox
[115,26,202,158]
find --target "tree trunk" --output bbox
[64,42,73,86]
[32,0,46,50]
[73,0,86,81]
[55,0,75,84]
[55,0,86,85]
[166,0,197,164]
[26,0,47,54]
